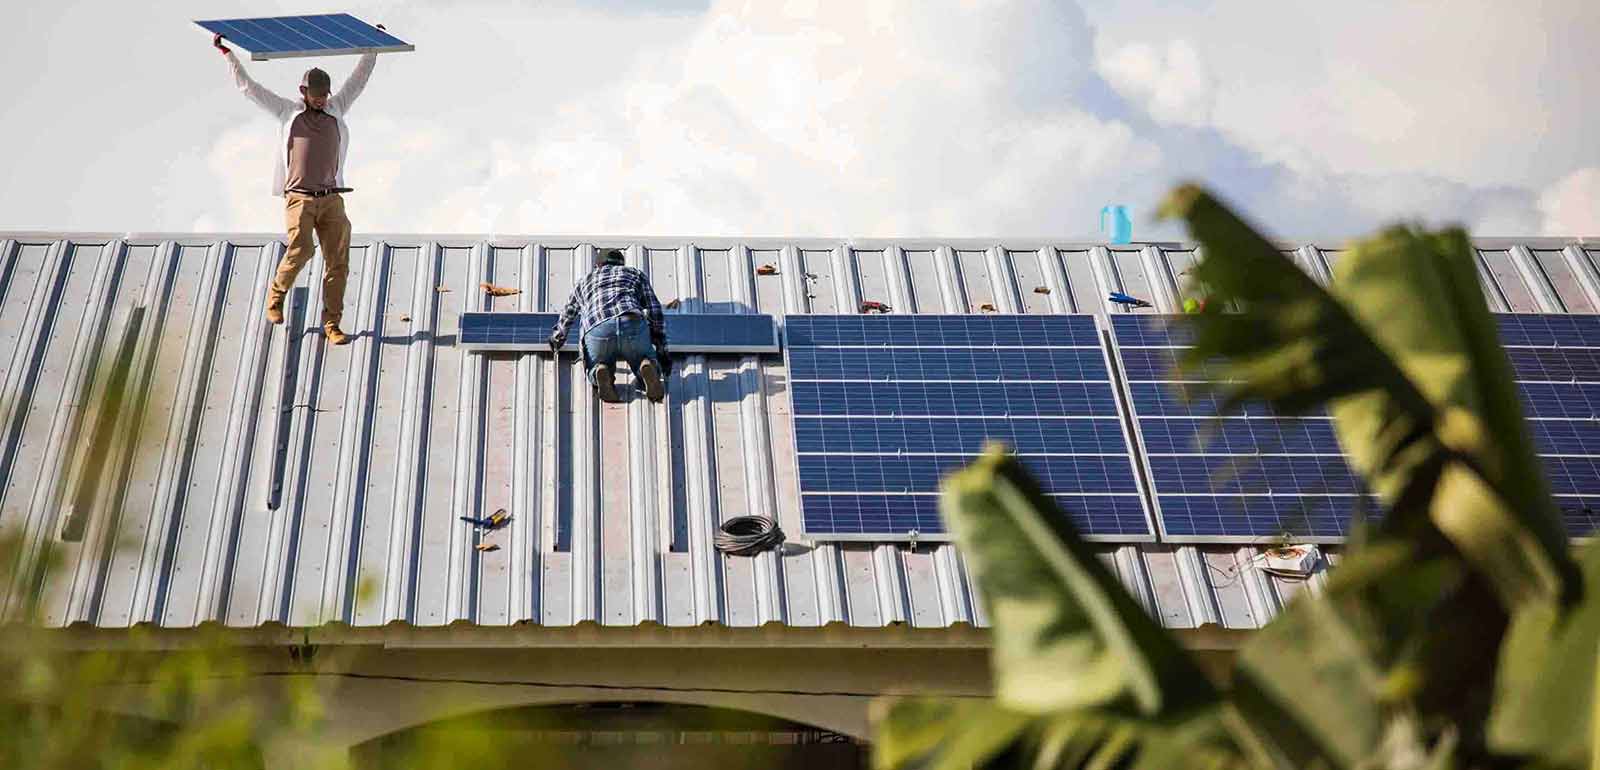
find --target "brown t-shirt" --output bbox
[284,109,339,193]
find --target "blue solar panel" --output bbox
[797,454,1137,494]
[794,417,1131,454]
[459,312,779,354]
[1501,314,1600,536]
[1495,314,1600,347]
[1518,382,1600,418]
[784,315,1102,347]
[1118,313,1600,540]
[790,381,1120,417]
[787,314,1151,541]
[1156,495,1382,539]
[1136,418,1342,454]
[802,494,1150,538]
[1114,314,1371,541]
[195,14,413,61]
[788,347,1109,381]
[1507,348,1600,382]
[1146,456,1364,495]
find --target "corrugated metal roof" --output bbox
[1,232,1593,633]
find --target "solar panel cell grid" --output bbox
[1118,313,1600,540]
[800,494,1147,537]
[1507,348,1600,381]
[1115,314,1373,540]
[1518,383,1600,418]
[1495,314,1600,347]
[1499,314,1600,536]
[790,381,1123,417]
[788,348,1110,381]
[784,315,1102,347]
[1146,456,1365,495]
[788,314,1152,540]
[196,14,411,60]
[793,417,1131,455]
[797,454,1137,494]
[1136,418,1343,454]
[1156,495,1382,539]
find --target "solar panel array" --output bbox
[1499,314,1600,536]
[786,315,1152,541]
[195,14,413,61]
[1112,315,1376,541]
[1113,313,1600,541]
[460,313,779,354]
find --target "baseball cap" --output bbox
[300,67,331,96]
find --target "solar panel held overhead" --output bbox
[195,14,414,61]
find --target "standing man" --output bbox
[213,32,380,345]
[548,249,670,404]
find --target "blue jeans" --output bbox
[582,315,657,386]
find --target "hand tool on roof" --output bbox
[480,282,520,297]
[756,264,779,276]
[1033,286,1051,295]
[459,508,511,530]
[979,302,998,312]
[474,543,500,553]
[1108,292,1152,308]
[860,300,891,314]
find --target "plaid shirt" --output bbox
[549,264,666,346]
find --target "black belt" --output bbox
[287,187,351,198]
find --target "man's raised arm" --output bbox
[328,52,377,115]
[214,34,297,118]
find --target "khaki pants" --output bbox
[271,192,351,327]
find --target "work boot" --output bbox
[593,365,619,403]
[638,358,665,403]
[323,323,350,346]
[266,298,284,325]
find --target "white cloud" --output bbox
[1095,39,1213,127]
[2,0,1593,241]
[1085,0,1600,189]
[1540,167,1600,236]
[202,0,1161,238]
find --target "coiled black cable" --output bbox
[714,515,785,556]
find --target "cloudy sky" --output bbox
[1,0,1596,241]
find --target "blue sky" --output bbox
[0,0,1595,240]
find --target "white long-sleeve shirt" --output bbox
[223,50,376,197]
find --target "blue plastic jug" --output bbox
[1100,205,1133,244]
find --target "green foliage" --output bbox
[939,448,1218,717]
[1162,186,1574,609]
[1488,543,1600,765]
[874,186,1599,770]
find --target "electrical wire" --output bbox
[714,515,785,556]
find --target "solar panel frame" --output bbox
[459,312,781,354]
[785,314,1157,543]
[195,14,415,61]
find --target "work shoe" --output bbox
[323,323,350,346]
[266,302,284,325]
[593,365,619,403]
[638,358,665,403]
